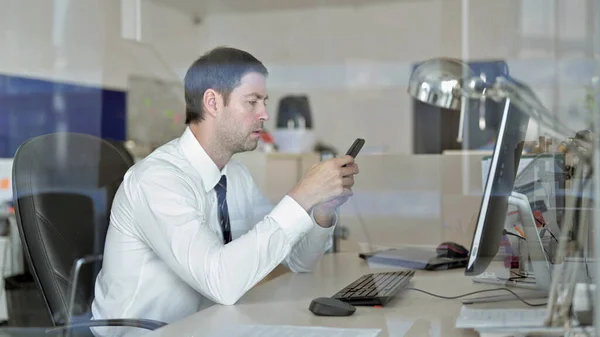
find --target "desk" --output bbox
[147,252,534,337]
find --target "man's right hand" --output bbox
[288,155,359,212]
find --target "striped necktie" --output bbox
[214,175,231,244]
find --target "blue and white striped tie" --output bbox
[214,175,231,244]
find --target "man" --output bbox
[91,47,359,335]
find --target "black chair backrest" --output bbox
[104,139,135,170]
[11,133,133,326]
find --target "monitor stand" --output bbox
[462,191,553,304]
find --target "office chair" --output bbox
[11,133,166,336]
[103,139,135,167]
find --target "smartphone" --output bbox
[346,138,365,158]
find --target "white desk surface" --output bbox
[147,252,535,337]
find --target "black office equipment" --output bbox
[464,80,531,276]
[460,79,558,305]
[309,297,356,316]
[436,241,469,258]
[331,270,415,306]
[345,138,365,158]
[276,95,313,129]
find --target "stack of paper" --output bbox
[209,324,381,337]
[456,306,548,330]
[454,306,592,336]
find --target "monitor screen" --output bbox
[465,93,530,276]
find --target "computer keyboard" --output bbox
[332,270,415,306]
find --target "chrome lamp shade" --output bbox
[407,57,573,142]
[407,58,474,110]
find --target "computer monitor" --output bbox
[464,87,530,276]
[461,80,565,305]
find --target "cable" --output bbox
[502,228,552,258]
[511,270,529,278]
[405,287,547,307]
[534,217,558,242]
[539,223,559,243]
[502,229,524,240]
[534,217,559,243]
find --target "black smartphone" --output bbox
[346,138,365,158]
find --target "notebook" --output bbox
[358,247,468,271]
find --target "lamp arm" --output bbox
[481,77,579,141]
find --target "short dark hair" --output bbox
[184,47,268,124]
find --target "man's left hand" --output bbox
[313,160,358,228]
[312,195,351,228]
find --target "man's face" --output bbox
[217,72,270,154]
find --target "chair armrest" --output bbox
[45,318,167,334]
[66,254,104,327]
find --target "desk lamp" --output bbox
[407,58,575,143]
[408,58,594,328]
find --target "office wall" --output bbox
[0,0,200,156]
[192,0,594,154]
[0,0,199,89]
[0,0,593,155]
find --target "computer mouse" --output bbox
[309,297,356,316]
[436,241,469,258]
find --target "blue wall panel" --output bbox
[101,90,127,142]
[0,73,126,158]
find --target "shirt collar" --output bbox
[179,126,228,193]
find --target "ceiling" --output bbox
[147,0,411,17]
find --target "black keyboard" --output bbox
[332,270,415,306]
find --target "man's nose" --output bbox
[258,104,270,121]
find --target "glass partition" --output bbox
[0,0,599,335]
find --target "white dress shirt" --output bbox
[91,127,336,336]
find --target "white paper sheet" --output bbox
[209,324,381,337]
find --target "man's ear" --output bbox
[202,89,222,118]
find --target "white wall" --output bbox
[0,0,594,151]
[0,0,200,90]
[190,0,595,154]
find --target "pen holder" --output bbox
[500,235,520,269]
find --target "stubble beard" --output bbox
[217,124,259,156]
